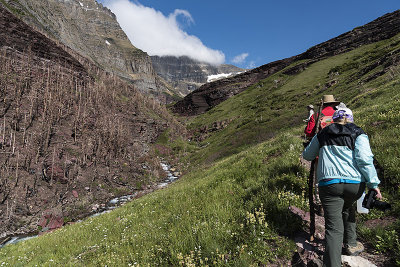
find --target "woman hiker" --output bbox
[302,106,382,267]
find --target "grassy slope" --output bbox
[0,132,306,266]
[1,34,400,266]
[187,39,398,167]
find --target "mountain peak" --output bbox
[151,55,245,96]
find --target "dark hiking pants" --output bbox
[318,182,366,267]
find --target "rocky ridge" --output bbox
[173,10,400,116]
[0,0,175,102]
[151,55,244,96]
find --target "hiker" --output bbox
[302,107,382,267]
[319,95,339,116]
[304,105,315,141]
[304,105,315,122]
[305,95,341,212]
[304,95,340,138]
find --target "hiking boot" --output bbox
[343,241,364,256]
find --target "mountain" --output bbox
[151,55,245,96]
[0,0,178,102]
[0,5,182,240]
[173,10,400,115]
[1,7,400,266]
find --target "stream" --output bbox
[0,161,179,248]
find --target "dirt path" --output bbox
[295,153,393,266]
[289,205,391,266]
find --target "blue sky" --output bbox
[101,0,399,69]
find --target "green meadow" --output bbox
[1,33,400,266]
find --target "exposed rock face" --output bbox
[151,55,244,96]
[173,10,400,116]
[0,6,180,239]
[0,3,87,75]
[1,0,172,101]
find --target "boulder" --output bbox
[341,255,377,267]
[92,204,100,211]
[72,190,79,198]
[47,216,64,230]
[38,208,64,233]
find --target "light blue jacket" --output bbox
[303,123,380,189]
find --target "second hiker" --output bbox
[304,95,340,138]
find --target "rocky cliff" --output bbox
[151,55,244,96]
[0,5,182,240]
[0,0,175,102]
[173,10,400,116]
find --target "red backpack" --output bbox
[305,106,335,137]
[304,114,316,137]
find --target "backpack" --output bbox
[319,113,334,129]
[304,114,316,137]
[305,106,335,137]
[317,106,336,131]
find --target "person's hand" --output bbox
[372,187,382,199]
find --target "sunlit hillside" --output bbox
[1,21,399,266]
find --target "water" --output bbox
[0,161,179,248]
[0,235,37,248]
[157,162,178,188]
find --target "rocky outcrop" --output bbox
[0,0,173,101]
[173,10,400,116]
[151,55,244,96]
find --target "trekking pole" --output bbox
[308,158,316,241]
[309,99,323,241]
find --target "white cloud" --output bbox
[171,9,194,25]
[232,53,249,64]
[102,0,225,65]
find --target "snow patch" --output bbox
[207,73,233,83]
[207,72,244,83]
[207,73,232,83]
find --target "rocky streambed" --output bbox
[0,161,180,248]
